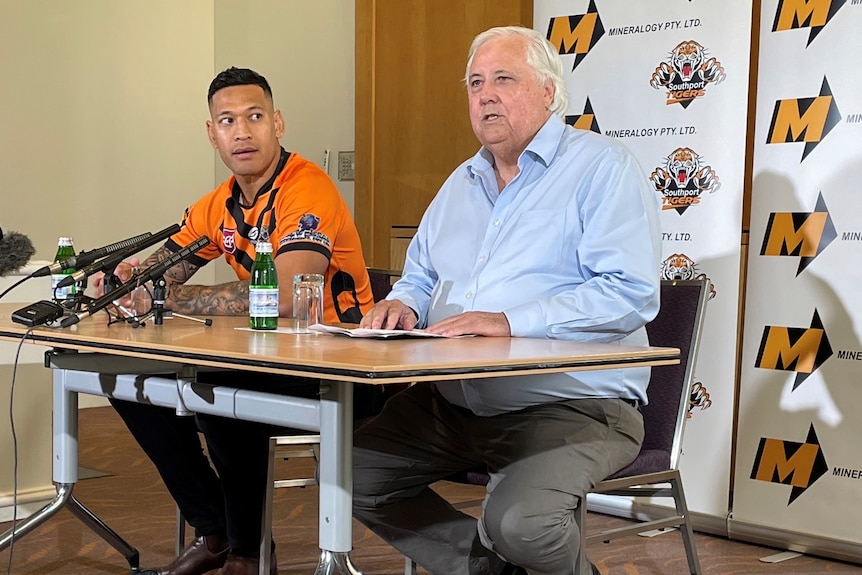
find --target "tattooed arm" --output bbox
[138,244,330,317]
[140,245,249,316]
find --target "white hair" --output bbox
[464,26,570,118]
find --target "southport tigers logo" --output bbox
[650,41,726,108]
[688,381,712,418]
[660,253,717,299]
[650,148,720,214]
[564,96,601,134]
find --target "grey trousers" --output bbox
[352,382,644,575]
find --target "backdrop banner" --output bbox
[735,0,862,546]
[533,0,753,521]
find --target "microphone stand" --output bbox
[131,275,212,328]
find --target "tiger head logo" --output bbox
[660,253,717,299]
[672,41,705,82]
[661,253,698,280]
[650,40,726,108]
[666,147,697,188]
[650,147,720,214]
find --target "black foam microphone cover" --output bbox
[0,227,36,277]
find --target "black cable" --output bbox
[0,273,35,301]
[5,327,32,575]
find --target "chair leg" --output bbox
[259,437,277,575]
[175,506,186,555]
[404,556,417,575]
[669,472,702,575]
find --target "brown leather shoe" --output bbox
[217,550,278,575]
[142,534,229,575]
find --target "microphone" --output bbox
[55,223,181,289]
[0,227,36,277]
[60,236,210,328]
[31,229,158,278]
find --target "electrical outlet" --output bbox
[337,151,355,181]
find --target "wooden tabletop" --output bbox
[0,303,679,384]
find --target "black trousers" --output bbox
[110,372,389,558]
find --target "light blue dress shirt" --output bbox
[389,115,662,415]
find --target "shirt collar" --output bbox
[466,115,566,180]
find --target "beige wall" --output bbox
[0,1,216,276]
[0,0,356,517]
[0,0,356,281]
[212,0,356,282]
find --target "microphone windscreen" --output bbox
[0,228,37,277]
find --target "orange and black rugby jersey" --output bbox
[166,149,373,323]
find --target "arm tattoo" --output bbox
[168,280,250,316]
[141,245,250,316]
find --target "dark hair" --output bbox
[207,67,273,103]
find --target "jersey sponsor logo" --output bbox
[222,228,237,255]
[755,310,833,391]
[545,0,605,72]
[650,148,720,214]
[565,96,602,133]
[281,213,332,249]
[750,424,828,504]
[299,213,321,232]
[650,40,726,108]
[759,192,837,275]
[772,0,846,46]
[766,77,841,162]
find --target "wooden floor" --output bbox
[1,407,859,575]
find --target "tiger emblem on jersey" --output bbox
[650,40,726,108]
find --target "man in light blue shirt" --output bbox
[353,25,661,575]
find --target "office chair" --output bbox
[405,279,710,575]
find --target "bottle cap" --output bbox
[255,241,273,254]
[58,237,74,246]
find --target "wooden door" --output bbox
[355,0,533,268]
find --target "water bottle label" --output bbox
[51,274,78,300]
[249,287,279,317]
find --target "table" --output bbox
[0,303,679,574]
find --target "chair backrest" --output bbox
[636,279,710,473]
[367,267,401,303]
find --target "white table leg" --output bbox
[314,381,362,574]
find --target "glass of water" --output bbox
[292,273,324,333]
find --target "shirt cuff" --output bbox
[503,300,547,338]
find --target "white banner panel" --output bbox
[533,0,752,520]
[736,0,862,546]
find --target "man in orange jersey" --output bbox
[103,67,376,575]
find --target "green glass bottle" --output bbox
[51,236,78,303]
[249,241,279,330]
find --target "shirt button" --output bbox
[479,255,486,262]
[466,292,473,299]
[493,220,500,226]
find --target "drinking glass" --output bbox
[292,273,324,333]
